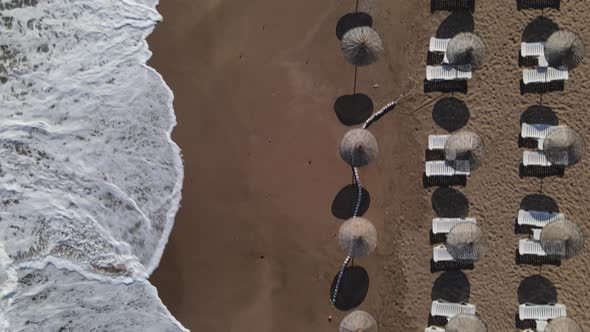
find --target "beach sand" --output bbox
[148,1,590,331]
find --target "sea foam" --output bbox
[0,0,185,330]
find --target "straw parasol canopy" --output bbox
[339,128,379,167]
[446,223,486,262]
[446,32,487,71]
[545,317,583,332]
[341,26,383,66]
[540,219,585,259]
[338,217,377,257]
[446,314,487,332]
[444,130,485,171]
[545,30,585,70]
[542,126,586,166]
[339,310,378,332]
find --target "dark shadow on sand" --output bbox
[520,105,558,125]
[334,94,374,126]
[515,249,562,266]
[519,164,565,178]
[520,80,565,95]
[331,184,371,220]
[330,266,369,311]
[517,0,560,11]
[430,259,474,273]
[522,16,559,43]
[423,174,467,188]
[432,271,471,303]
[424,80,468,94]
[520,193,559,212]
[336,12,373,40]
[432,187,469,218]
[431,0,475,13]
[432,97,470,132]
[518,275,558,304]
[435,10,474,39]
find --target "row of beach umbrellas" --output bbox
[332,3,383,331]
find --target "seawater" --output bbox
[0,0,186,330]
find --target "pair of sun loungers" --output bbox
[517,209,565,257]
[425,135,471,178]
[426,38,473,81]
[425,300,477,332]
[521,42,569,84]
[432,218,477,262]
[521,123,570,168]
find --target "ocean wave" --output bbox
[0,0,186,330]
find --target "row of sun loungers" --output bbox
[426,135,471,178]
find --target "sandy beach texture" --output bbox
[148,0,590,331]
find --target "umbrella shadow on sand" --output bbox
[431,271,471,303]
[518,275,558,304]
[435,10,474,39]
[521,16,559,43]
[336,12,373,40]
[333,94,374,126]
[432,97,470,132]
[331,184,371,220]
[330,266,369,311]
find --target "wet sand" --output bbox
[148,1,590,331]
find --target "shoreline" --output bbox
[149,1,590,331]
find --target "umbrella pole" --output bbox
[353,65,358,95]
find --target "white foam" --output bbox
[0,0,186,329]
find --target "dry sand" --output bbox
[148,0,590,331]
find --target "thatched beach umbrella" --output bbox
[338,217,377,257]
[446,314,487,332]
[446,32,487,71]
[540,219,584,259]
[444,130,485,171]
[341,26,383,66]
[542,126,585,166]
[446,223,486,262]
[339,310,378,332]
[545,30,585,70]
[339,128,379,167]
[545,317,583,332]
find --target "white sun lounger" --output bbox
[519,304,566,321]
[425,326,446,332]
[427,65,472,81]
[425,160,470,177]
[430,37,451,53]
[428,135,450,150]
[520,42,549,67]
[523,67,569,84]
[432,218,476,234]
[521,123,556,140]
[523,151,569,167]
[519,239,546,256]
[433,245,454,262]
[523,151,551,167]
[431,300,476,318]
[517,210,565,228]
